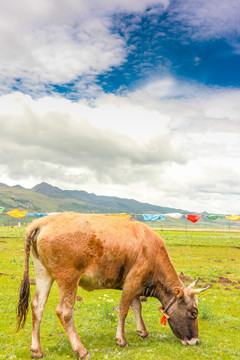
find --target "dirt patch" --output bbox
[217,276,240,289]
[29,278,36,285]
[219,277,232,284]
[179,273,210,288]
[0,272,8,276]
[178,273,240,291]
[76,295,83,301]
[205,283,212,288]
[179,272,193,283]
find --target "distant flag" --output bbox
[185,214,203,223]
[0,206,5,214]
[165,213,183,220]
[107,213,132,218]
[142,214,165,221]
[206,215,225,220]
[225,215,240,221]
[7,209,28,218]
[26,213,47,217]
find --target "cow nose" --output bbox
[187,338,199,346]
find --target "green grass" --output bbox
[1,227,240,359]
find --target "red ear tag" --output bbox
[160,315,167,326]
[158,307,170,326]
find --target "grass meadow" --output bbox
[0,226,240,359]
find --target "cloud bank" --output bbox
[1,76,240,213]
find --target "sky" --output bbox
[1,0,240,214]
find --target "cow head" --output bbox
[162,278,209,345]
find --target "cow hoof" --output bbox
[137,330,149,339]
[81,352,91,359]
[30,349,43,358]
[116,338,128,347]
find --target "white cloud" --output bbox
[0,90,185,187]
[140,77,203,99]
[171,0,240,43]
[0,16,125,88]
[0,0,168,94]
[1,78,240,213]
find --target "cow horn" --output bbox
[187,277,200,289]
[189,286,210,295]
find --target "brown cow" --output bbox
[17,212,209,359]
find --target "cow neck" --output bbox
[154,247,183,308]
[155,280,181,309]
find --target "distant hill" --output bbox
[31,182,185,214]
[0,181,185,215]
[0,182,9,188]
[1,182,238,230]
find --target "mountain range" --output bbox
[0,181,185,215]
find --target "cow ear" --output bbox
[174,287,184,298]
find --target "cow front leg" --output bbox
[56,276,91,360]
[115,292,132,347]
[115,275,142,347]
[131,297,148,338]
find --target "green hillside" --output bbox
[0,182,184,214]
[0,182,184,225]
[0,185,106,225]
[0,186,92,213]
[1,182,238,230]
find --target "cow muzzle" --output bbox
[181,338,199,346]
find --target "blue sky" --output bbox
[2,0,240,98]
[1,0,240,213]
[100,9,240,93]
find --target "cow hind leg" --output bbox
[56,275,91,359]
[131,297,148,339]
[31,258,53,358]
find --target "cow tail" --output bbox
[16,227,39,331]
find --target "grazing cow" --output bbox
[17,212,209,359]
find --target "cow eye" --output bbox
[191,311,197,318]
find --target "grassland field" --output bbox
[0,226,240,360]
